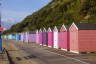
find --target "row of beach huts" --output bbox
[3,22,96,53]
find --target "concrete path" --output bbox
[3,39,96,64]
[0,49,9,64]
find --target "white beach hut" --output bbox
[53,26,59,48]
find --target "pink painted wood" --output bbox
[38,29,43,45]
[69,23,79,52]
[69,22,96,53]
[48,28,53,47]
[28,34,36,43]
[59,24,69,50]
[78,30,96,52]
[48,32,53,47]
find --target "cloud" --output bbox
[1,10,31,29]
[1,18,18,29]
[2,18,14,23]
[2,10,30,21]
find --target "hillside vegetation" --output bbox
[4,0,96,34]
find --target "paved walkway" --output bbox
[0,51,9,64]
[4,40,90,64]
[3,39,96,64]
[3,40,45,64]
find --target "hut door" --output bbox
[54,32,58,48]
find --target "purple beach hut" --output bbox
[28,31,36,43]
[24,32,29,43]
[42,28,48,46]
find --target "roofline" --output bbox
[43,27,46,32]
[70,22,78,30]
[53,26,58,32]
[48,27,52,32]
[39,29,42,32]
[61,24,67,31]
[36,30,38,33]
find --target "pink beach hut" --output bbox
[69,22,96,53]
[53,26,59,49]
[48,27,53,47]
[42,28,48,46]
[59,24,69,51]
[38,29,43,45]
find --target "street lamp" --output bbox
[0,1,2,51]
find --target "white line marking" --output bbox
[46,50,90,64]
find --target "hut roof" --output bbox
[60,24,67,31]
[75,23,96,30]
[48,27,52,32]
[53,26,58,32]
[29,31,36,34]
[36,30,39,33]
[39,29,42,32]
[43,28,47,32]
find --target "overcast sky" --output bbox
[1,0,51,29]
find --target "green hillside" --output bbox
[4,0,96,34]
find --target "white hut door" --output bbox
[54,32,58,48]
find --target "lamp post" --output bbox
[0,2,2,51]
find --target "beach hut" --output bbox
[38,29,43,45]
[16,34,21,40]
[25,32,29,43]
[36,30,39,44]
[53,26,59,48]
[3,35,7,39]
[69,22,96,53]
[8,35,13,39]
[20,33,24,42]
[23,32,26,42]
[12,35,16,40]
[22,32,29,43]
[42,28,48,46]
[28,31,36,43]
[28,32,32,42]
[59,24,69,51]
[48,27,53,47]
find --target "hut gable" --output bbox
[53,26,58,32]
[39,29,42,32]
[70,22,96,31]
[43,28,46,32]
[36,30,38,33]
[69,22,78,31]
[48,27,52,32]
[60,24,67,32]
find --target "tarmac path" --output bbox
[4,40,92,64]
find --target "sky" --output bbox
[1,0,51,29]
